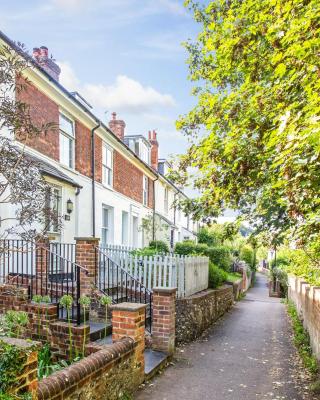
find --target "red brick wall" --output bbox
[15,77,59,160]
[114,151,143,203]
[148,178,154,209]
[75,122,102,183]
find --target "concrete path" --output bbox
[135,273,310,400]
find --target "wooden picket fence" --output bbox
[100,244,209,298]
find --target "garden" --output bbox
[0,292,112,400]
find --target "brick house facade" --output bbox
[1,31,197,247]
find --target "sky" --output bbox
[1,0,237,222]
[0,0,199,160]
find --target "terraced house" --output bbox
[0,31,198,249]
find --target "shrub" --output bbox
[208,263,228,289]
[205,246,232,272]
[197,228,219,247]
[149,240,169,253]
[174,241,197,255]
[240,245,254,267]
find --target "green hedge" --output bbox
[174,241,232,272]
[149,240,169,253]
[209,263,228,289]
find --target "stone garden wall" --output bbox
[175,285,234,345]
[288,274,320,360]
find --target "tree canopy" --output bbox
[174,0,320,251]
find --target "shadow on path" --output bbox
[135,273,310,400]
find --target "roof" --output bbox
[27,153,82,188]
[0,30,157,179]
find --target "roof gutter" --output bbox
[91,122,100,237]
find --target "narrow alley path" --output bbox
[136,274,313,400]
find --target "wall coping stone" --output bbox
[0,336,41,349]
[153,287,177,294]
[110,302,146,312]
[74,237,100,241]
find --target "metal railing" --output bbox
[96,247,152,332]
[0,239,88,325]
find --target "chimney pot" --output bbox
[32,47,40,60]
[40,46,48,58]
[112,112,117,120]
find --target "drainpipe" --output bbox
[152,176,159,241]
[91,123,101,237]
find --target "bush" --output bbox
[209,263,228,289]
[197,227,220,247]
[205,246,232,272]
[240,245,254,267]
[149,240,169,253]
[174,241,198,255]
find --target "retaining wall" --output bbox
[175,285,234,344]
[288,274,320,360]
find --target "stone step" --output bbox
[144,349,168,380]
[88,321,112,341]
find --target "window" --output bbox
[121,211,129,245]
[101,206,113,245]
[132,216,139,248]
[164,187,168,214]
[46,186,62,233]
[59,113,74,168]
[143,176,148,206]
[102,144,113,186]
[140,143,150,164]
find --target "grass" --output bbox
[225,272,242,283]
[286,300,318,375]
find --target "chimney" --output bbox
[109,112,126,141]
[32,45,61,81]
[148,129,159,170]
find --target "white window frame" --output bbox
[164,187,169,214]
[102,143,113,187]
[143,176,148,206]
[46,185,62,234]
[101,205,114,245]
[121,211,129,245]
[59,112,75,168]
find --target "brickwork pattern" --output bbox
[0,285,28,313]
[152,287,177,355]
[111,302,146,381]
[113,151,144,204]
[15,76,59,160]
[75,237,99,296]
[75,121,102,182]
[38,338,140,400]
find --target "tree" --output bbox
[173,0,320,251]
[0,43,57,242]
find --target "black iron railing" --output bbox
[0,239,87,325]
[96,247,153,332]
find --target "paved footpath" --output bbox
[135,273,312,400]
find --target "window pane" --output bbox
[102,208,109,227]
[106,149,112,168]
[60,133,73,167]
[59,113,74,136]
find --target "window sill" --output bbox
[60,163,78,175]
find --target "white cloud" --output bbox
[58,62,175,114]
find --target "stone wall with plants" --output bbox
[175,285,234,345]
[288,274,320,361]
[37,338,141,400]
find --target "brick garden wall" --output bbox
[38,337,142,400]
[288,274,320,360]
[175,285,234,345]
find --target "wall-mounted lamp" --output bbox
[66,199,74,214]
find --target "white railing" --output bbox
[101,245,209,298]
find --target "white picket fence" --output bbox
[100,245,209,298]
